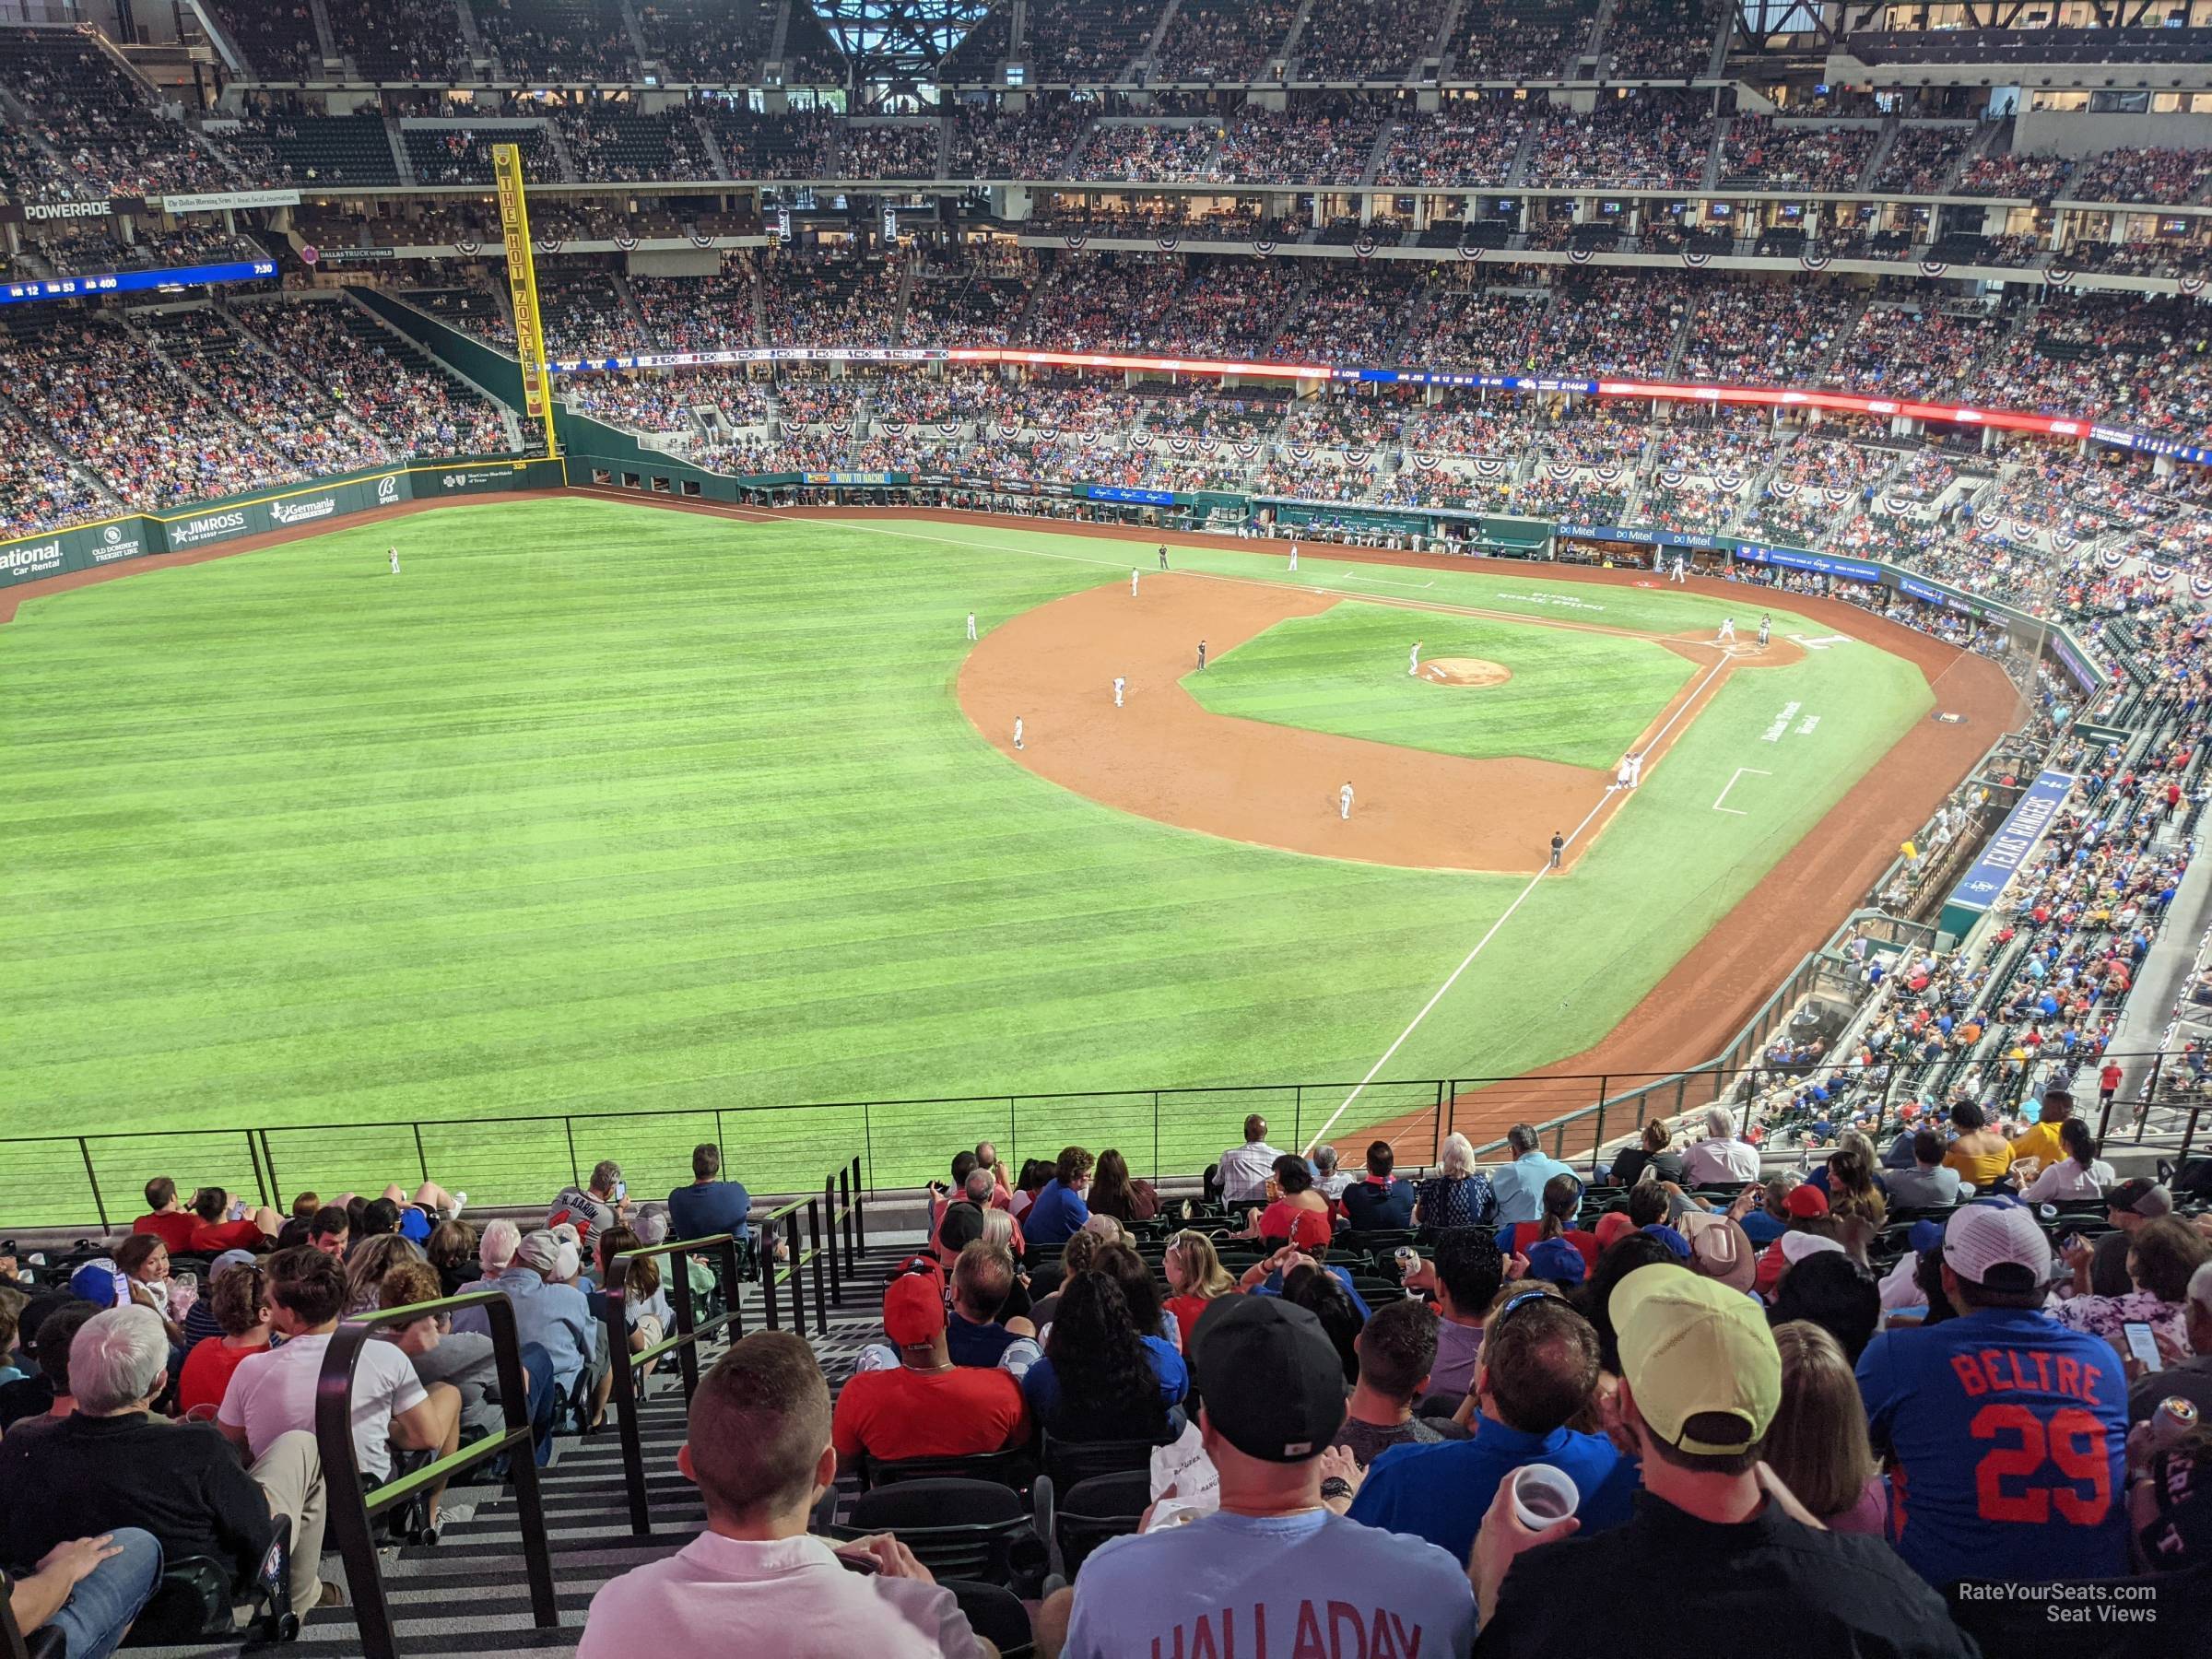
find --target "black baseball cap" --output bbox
[936,1201,985,1254]
[2108,1179,2172,1218]
[1189,1296,1347,1463]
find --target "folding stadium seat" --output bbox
[1041,1431,1160,1492]
[1041,1470,1148,1580]
[859,1447,1035,1492]
[943,1582,1036,1659]
[831,1477,1040,1587]
[121,1516,297,1648]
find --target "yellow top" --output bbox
[1944,1136,2017,1188]
[2010,1120,2068,1171]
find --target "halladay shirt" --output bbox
[1063,1506,1476,1659]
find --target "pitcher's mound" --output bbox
[1420,657,1512,688]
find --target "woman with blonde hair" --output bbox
[344,1232,422,1315]
[1764,1321,1886,1534]
[1162,1230,1237,1347]
[1413,1132,1497,1230]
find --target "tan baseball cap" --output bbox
[1613,1264,1781,1456]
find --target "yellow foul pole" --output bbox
[492,143,559,459]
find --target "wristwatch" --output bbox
[1320,1476,1354,1501]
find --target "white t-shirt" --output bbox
[218,1331,429,1480]
[578,1532,983,1659]
[2019,1159,2117,1201]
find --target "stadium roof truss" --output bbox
[1831,0,2189,30]
[810,0,996,85]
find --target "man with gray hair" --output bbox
[0,1304,334,1619]
[934,1168,1002,1265]
[1489,1124,1574,1227]
[1311,1144,1352,1203]
[1681,1105,1761,1184]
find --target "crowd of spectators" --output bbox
[1294,0,1449,80]
[476,0,639,81]
[0,29,234,201]
[1151,0,1300,81]
[1540,274,1688,377]
[1374,101,1528,187]
[1677,278,1841,386]
[1214,106,1382,183]
[1453,0,1596,77]
[1719,118,1877,192]
[1599,0,1720,77]
[1957,149,2077,200]
[757,247,900,349]
[1526,92,1716,189]
[1835,300,2005,399]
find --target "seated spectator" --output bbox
[111,1235,185,1350]
[832,1275,1029,1471]
[176,1260,273,1418]
[1766,1321,1886,1534]
[1283,1263,1365,1384]
[1417,1132,1500,1230]
[1311,1143,1352,1204]
[1023,1256,1185,1444]
[1858,1202,2129,1584]
[0,1301,99,1434]
[2131,1259,2212,1422]
[1822,1147,1888,1233]
[946,1241,1037,1371]
[186,1187,282,1253]
[1218,1114,1286,1204]
[578,1333,990,1658]
[1754,1183,1837,1299]
[1026,1229,1101,1329]
[2054,1216,2210,1358]
[1500,1174,1598,1271]
[1,1528,162,1659]
[1085,1148,1159,1224]
[1681,1106,1761,1185]
[1767,1251,1882,1365]
[933,1168,1001,1265]
[2018,1119,2115,1201]
[132,1176,199,1253]
[1023,1146,1095,1247]
[1349,1287,1634,1561]
[344,1233,421,1316]
[1887,1129,1966,1211]
[426,1219,477,1298]
[453,1231,600,1424]
[972,1141,1013,1208]
[2093,1179,2173,1297]
[1163,1230,1237,1346]
[1249,1154,1333,1250]
[304,1206,350,1260]
[1340,1140,1417,1231]
[0,1304,332,1620]
[380,1258,540,1447]
[1331,1296,1469,1470]
[2009,1088,2077,1172]
[1053,1297,1474,1658]
[1939,1100,2015,1191]
[599,1226,676,1379]
[667,1143,749,1243]
[1473,1269,1969,1652]
[1608,1121,1687,1187]
[273,1193,321,1251]
[1488,1124,1571,1226]
[549,1160,629,1245]
[1403,1227,1504,1399]
[1009,1159,1051,1221]
[220,1249,461,1527]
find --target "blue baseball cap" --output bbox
[1523,1238,1588,1286]
[1640,1224,1692,1261]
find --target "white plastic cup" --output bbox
[1510,1464,1580,1531]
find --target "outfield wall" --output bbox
[0,455,560,591]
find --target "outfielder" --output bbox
[389,547,400,575]
[1408,641,1422,677]
[1340,782,1354,820]
[1112,676,1125,707]
[966,611,977,641]
[1131,568,1140,597]
[1717,617,1736,646]
[1014,716,1025,751]
[1288,543,1299,572]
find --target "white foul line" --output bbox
[1301,646,1738,1156]
[1712,766,1771,817]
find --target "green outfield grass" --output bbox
[1187,602,1694,770]
[0,501,1931,1218]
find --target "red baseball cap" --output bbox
[1783,1184,1830,1218]
[884,1274,947,1346]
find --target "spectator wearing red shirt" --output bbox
[184,1186,281,1254]
[175,1261,273,1418]
[1499,1174,1599,1271]
[131,1178,199,1253]
[1242,1156,1334,1251]
[831,1275,1030,1474]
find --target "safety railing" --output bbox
[596,1230,744,1536]
[757,1191,825,1336]
[316,1290,557,1659]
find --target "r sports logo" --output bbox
[376,475,401,505]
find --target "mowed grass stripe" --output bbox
[1,501,1924,1204]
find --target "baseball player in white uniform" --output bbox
[1717,617,1736,645]
[1339,782,1354,820]
[1112,676,1125,707]
[1014,717,1025,750]
[1131,568,1140,597]
[389,547,400,575]
[966,611,977,641]
[1408,641,1422,677]
[1617,756,1634,789]
[1757,614,1771,649]
[1671,556,1687,584]
[1288,544,1299,572]
[1628,752,1643,788]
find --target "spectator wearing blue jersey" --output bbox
[1021,1146,1093,1247]
[1339,1140,1417,1231]
[1485,1125,1569,1228]
[1857,1201,2129,1587]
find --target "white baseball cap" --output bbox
[1944,1201,2053,1292]
[1779,1231,1846,1266]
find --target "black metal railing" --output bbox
[316,1291,557,1659]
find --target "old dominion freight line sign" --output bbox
[0,459,548,590]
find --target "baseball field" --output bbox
[0,494,1999,1218]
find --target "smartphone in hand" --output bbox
[2124,1322,2163,1373]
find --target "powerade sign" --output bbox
[1945,768,2076,918]
[1084,485,1174,505]
[1734,544,1881,582]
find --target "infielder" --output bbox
[1197,639,1207,671]
[1757,613,1771,649]
[966,611,977,641]
[1340,782,1354,820]
[1616,756,1634,789]
[1628,752,1642,788]
[1549,830,1564,869]
[1113,676,1125,707]
[1131,568,1140,597]
[389,547,400,575]
[1158,545,1169,571]
[1288,544,1299,572]
[1408,641,1422,677]
[1717,617,1736,645]
[1014,716,1025,750]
